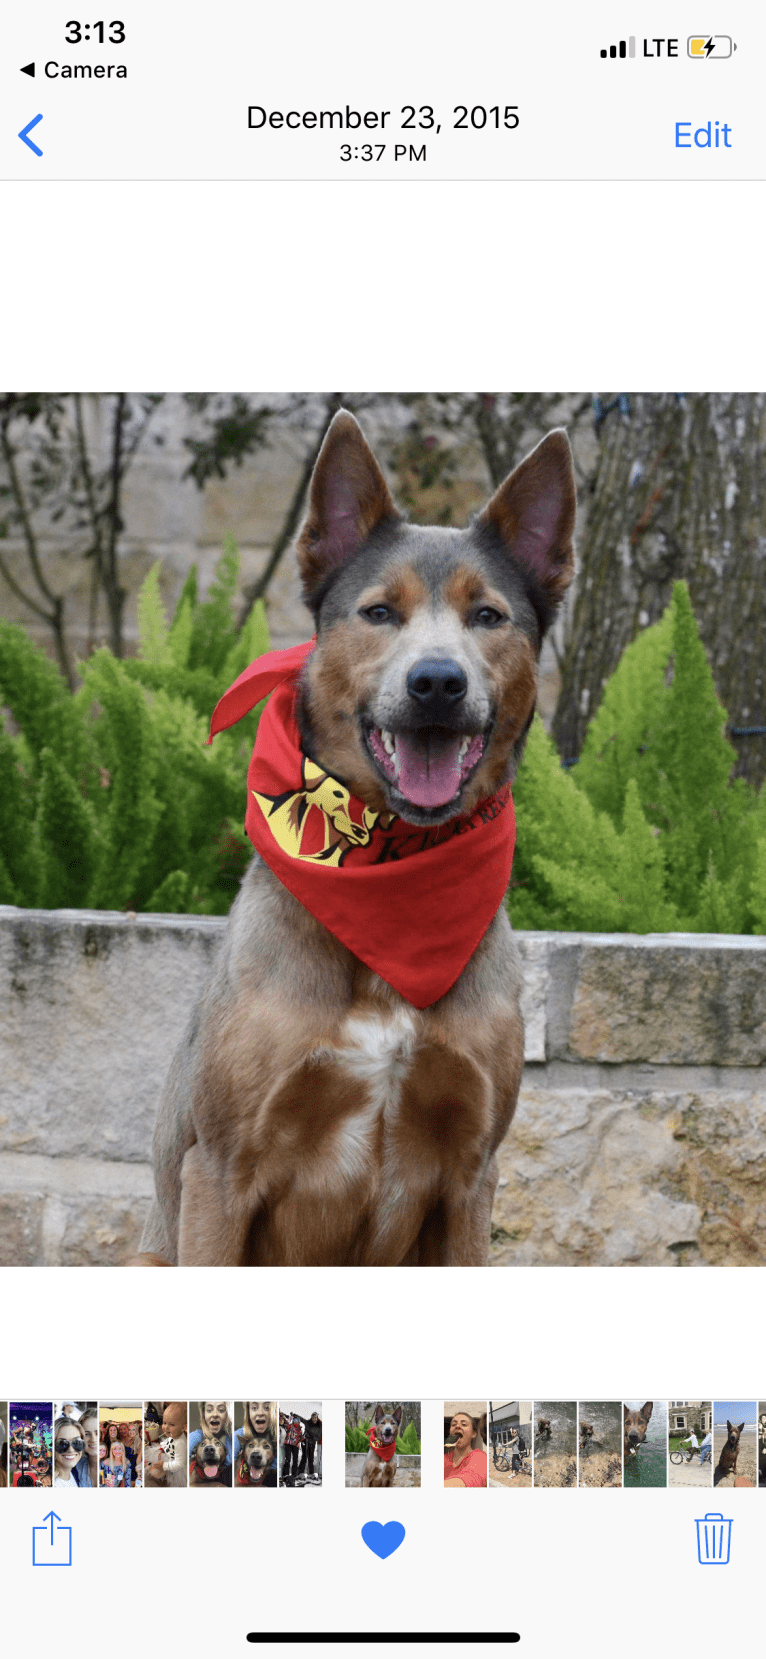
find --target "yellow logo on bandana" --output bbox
[252,756,383,867]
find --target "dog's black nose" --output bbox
[406,658,467,715]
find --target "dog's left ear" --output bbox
[297,410,400,605]
[641,1402,654,1422]
[393,1405,403,1426]
[478,429,576,602]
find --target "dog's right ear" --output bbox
[737,1422,745,1434]
[641,1403,653,1422]
[297,410,400,606]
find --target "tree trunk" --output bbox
[552,393,766,785]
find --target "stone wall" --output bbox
[1,908,764,1267]
[345,1453,421,1487]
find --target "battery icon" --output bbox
[688,35,735,57]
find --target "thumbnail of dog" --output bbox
[623,1402,653,1461]
[190,1432,232,1487]
[237,1435,277,1488]
[362,1405,403,1488]
[714,1421,744,1487]
[131,410,576,1268]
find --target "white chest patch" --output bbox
[316,1009,417,1192]
[335,1008,417,1112]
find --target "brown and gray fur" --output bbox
[130,410,576,1267]
[624,1402,653,1460]
[362,1404,402,1487]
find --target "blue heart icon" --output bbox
[361,1521,406,1559]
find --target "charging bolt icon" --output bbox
[687,35,735,57]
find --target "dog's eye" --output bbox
[360,604,397,625]
[471,606,507,628]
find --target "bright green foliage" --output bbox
[397,1418,422,1454]
[509,719,627,931]
[748,839,766,933]
[0,540,266,915]
[0,618,88,778]
[575,605,673,819]
[187,531,241,678]
[34,746,98,908]
[137,561,173,669]
[344,1418,421,1455]
[510,581,766,935]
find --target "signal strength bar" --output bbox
[600,37,636,58]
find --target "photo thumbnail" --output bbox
[578,1403,622,1488]
[0,1404,6,1488]
[444,1402,488,1488]
[623,1401,667,1488]
[189,1401,233,1487]
[144,1402,187,1488]
[9,1404,52,1487]
[488,1401,532,1487]
[279,1404,322,1487]
[100,1404,143,1487]
[533,1403,577,1488]
[713,1402,756,1487]
[668,1401,712,1488]
[53,1402,98,1488]
[345,1402,421,1487]
[234,1402,278,1488]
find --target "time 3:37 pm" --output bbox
[340,104,519,161]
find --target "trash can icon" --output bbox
[695,1513,732,1564]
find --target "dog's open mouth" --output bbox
[366,724,487,810]
[201,1463,219,1478]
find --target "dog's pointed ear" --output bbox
[478,429,576,602]
[393,1405,403,1426]
[297,410,399,604]
[373,1405,383,1423]
[737,1422,745,1434]
[641,1403,653,1421]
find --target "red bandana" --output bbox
[208,640,515,1009]
[367,1427,397,1462]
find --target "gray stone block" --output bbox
[0,907,223,1162]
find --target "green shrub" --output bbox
[510,581,766,934]
[0,539,264,914]
[3,564,764,936]
[344,1418,421,1454]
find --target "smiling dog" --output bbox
[363,1405,402,1488]
[237,1435,277,1488]
[191,1432,231,1487]
[131,410,576,1267]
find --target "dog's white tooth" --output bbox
[381,729,395,757]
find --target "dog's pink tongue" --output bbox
[203,1465,218,1478]
[396,732,462,808]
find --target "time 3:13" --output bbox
[65,20,126,43]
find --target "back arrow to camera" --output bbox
[19,114,43,156]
